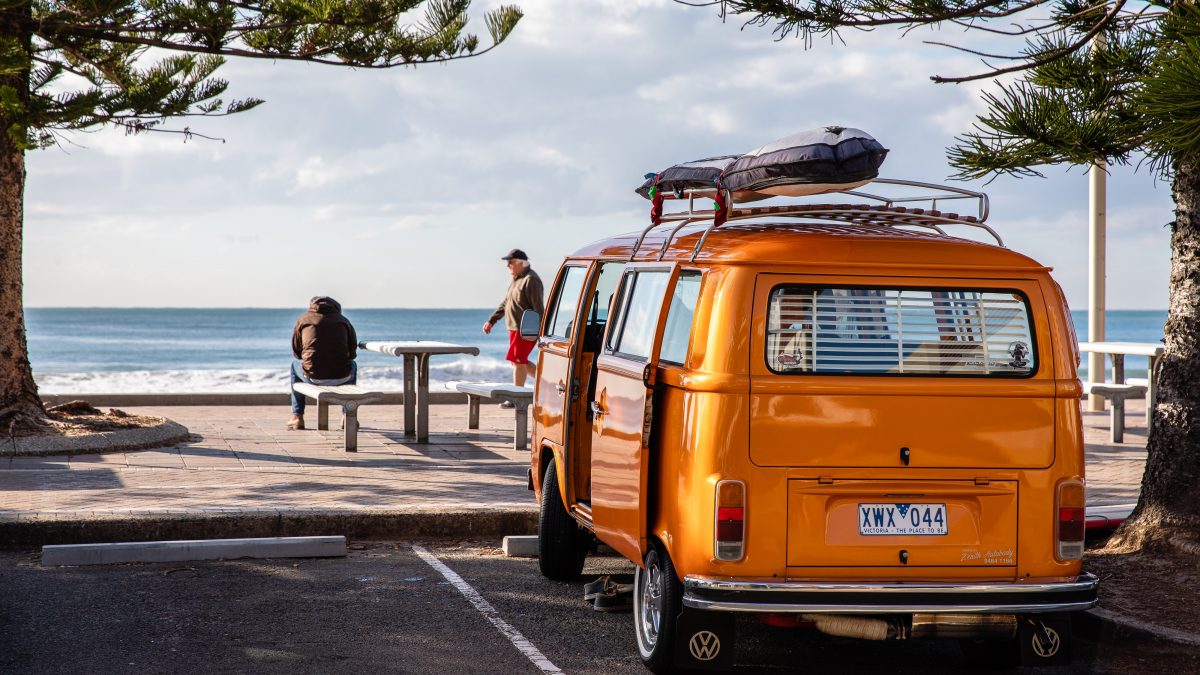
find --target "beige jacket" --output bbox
[488,268,545,331]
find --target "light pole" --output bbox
[1088,159,1107,411]
[1087,30,1108,412]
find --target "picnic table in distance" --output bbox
[1078,341,1164,428]
[358,340,481,443]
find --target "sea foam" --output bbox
[34,358,515,394]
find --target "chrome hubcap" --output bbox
[638,551,663,649]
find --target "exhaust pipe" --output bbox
[799,614,901,641]
[910,613,1018,640]
[796,613,1018,641]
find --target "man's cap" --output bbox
[501,248,529,261]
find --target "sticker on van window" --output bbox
[858,503,947,536]
[1008,341,1029,369]
[777,353,803,367]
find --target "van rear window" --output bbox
[766,286,1036,376]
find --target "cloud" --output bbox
[22,0,1174,310]
[294,157,337,190]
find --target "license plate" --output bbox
[858,503,947,536]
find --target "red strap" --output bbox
[651,190,664,225]
[712,190,728,227]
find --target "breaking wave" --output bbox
[35,357,516,394]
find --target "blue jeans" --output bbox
[290,359,357,415]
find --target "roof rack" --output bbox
[628,177,997,262]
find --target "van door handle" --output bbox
[590,401,607,416]
[555,381,566,395]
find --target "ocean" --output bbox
[27,308,514,394]
[25,308,1167,394]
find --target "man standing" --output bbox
[289,296,358,429]
[483,249,544,402]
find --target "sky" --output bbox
[23,0,1173,310]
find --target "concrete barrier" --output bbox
[43,536,348,566]
[0,509,538,549]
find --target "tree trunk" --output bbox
[0,3,46,431]
[1108,159,1200,553]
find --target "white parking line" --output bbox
[412,545,563,674]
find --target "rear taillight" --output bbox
[715,480,745,561]
[1056,480,1086,561]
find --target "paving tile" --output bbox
[125,452,187,468]
[7,456,71,470]
[0,401,1146,520]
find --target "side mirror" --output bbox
[519,310,542,341]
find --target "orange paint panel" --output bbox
[534,344,570,451]
[750,395,1056,468]
[590,359,652,562]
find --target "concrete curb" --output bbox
[42,536,349,566]
[0,509,538,548]
[1078,607,1200,648]
[4,420,192,457]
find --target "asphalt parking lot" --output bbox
[1,542,1198,674]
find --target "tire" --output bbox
[538,458,587,581]
[634,541,683,674]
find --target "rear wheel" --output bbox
[538,458,587,580]
[634,541,682,673]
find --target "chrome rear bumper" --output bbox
[682,572,1099,614]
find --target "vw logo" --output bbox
[688,630,721,661]
[1031,626,1061,658]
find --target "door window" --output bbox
[660,271,702,365]
[589,263,625,326]
[608,271,671,360]
[545,266,587,339]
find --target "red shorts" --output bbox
[507,330,536,365]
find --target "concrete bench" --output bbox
[291,383,384,452]
[1084,382,1147,443]
[1127,377,1152,428]
[448,382,534,450]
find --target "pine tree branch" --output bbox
[31,54,88,79]
[947,17,1053,37]
[37,26,500,68]
[682,0,1055,32]
[110,120,227,142]
[944,0,1119,38]
[53,39,130,87]
[924,39,1031,60]
[932,0,1128,83]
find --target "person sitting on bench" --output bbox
[289,296,358,430]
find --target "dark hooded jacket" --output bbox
[292,296,357,380]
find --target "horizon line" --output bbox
[25,306,498,311]
[25,306,1170,312]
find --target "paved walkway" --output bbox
[0,398,1147,532]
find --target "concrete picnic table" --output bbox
[1079,341,1164,428]
[358,340,481,443]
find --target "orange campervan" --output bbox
[519,174,1095,672]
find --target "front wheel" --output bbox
[537,458,587,580]
[634,541,682,673]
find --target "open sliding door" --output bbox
[588,262,680,563]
